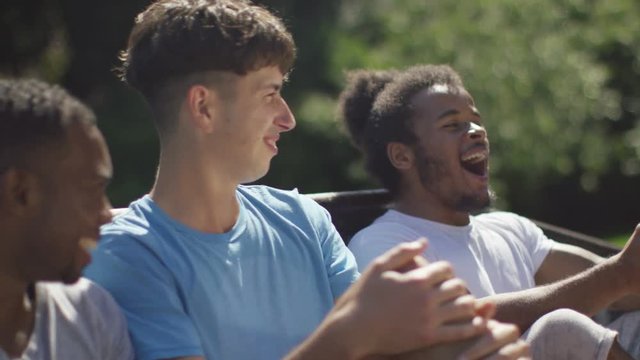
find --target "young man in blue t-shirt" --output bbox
[84,1,529,359]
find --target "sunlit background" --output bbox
[2,0,639,242]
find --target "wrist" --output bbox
[322,306,369,360]
[607,254,635,296]
[286,306,366,360]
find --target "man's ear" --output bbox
[0,168,41,216]
[387,142,415,170]
[185,85,221,134]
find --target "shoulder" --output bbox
[350,211,417,245]
[238,185,321,210]
[475,211,541,234]
[102,196,154,237]
[37,279,133,359]
[354,210,428,240]
[96,196,174,263]
[41,278,123,317]
[238,185,330,223]
[474,211,552,254]
[37,279,128,342]
[349,211,421,266]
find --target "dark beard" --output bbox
[456,189,494,213]
[415,148,493,212]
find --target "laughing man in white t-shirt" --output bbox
[339,64,640,360]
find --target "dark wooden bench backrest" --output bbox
[307,189,621,257]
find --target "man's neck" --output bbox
[394,191,471,226]
[0,276,35,358]
[150,145,241,234]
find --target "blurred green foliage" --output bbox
[1,0,639,236]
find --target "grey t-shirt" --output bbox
[0,278,133,360]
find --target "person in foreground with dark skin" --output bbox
[0,79,133,359]
[83,1,528,359]
[341,64,640,360]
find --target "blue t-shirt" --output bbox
[84,186,359,360]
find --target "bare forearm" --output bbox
[284,307,361,360]
[489,256,628,331]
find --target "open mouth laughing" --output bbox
[460,146,489,178]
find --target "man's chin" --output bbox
[240,165,271,184]
[59,263,86,284]
[60,272,82,285]
[457,190,493,213]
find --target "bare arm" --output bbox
[285,240,488,360]
[488,224,640,331]
[535,241,640,311]
[534,242,604,286]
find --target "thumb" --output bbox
[367,238,428,274]
[623,223,640,251]
[474,299,496,320]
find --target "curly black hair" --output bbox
[0,78,95,173]
[339,64,464,196]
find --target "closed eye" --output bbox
[265,91,283,104]
[444,121,484,133]
[443,122,465,130]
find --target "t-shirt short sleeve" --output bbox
[349,222,424,271]
[78,279,135,360]
[297,193,360,299]
[84,234,203,360]
[480,212,556,272]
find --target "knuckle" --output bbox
[435,261,453,273]
[403,274,424,288]
[369,258,386,272]
[457,293,476,304]
[398,241,417,252]
[452,278,468,290]
[442,278,466,293]
[454,294,476,310]
[427,261,454,279]
[506,323,521,337]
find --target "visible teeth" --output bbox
[461,152,486,163]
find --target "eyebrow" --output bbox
[436,107,482,120]
[437,109,460,120]
[261,82,282,93]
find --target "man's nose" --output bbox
[99,196,113,226]
[467,122,487,139]
[275,97,296,132]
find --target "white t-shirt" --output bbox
[0,278,133,360]
[349,210,556,297]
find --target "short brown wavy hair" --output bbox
[119,0,296,132]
